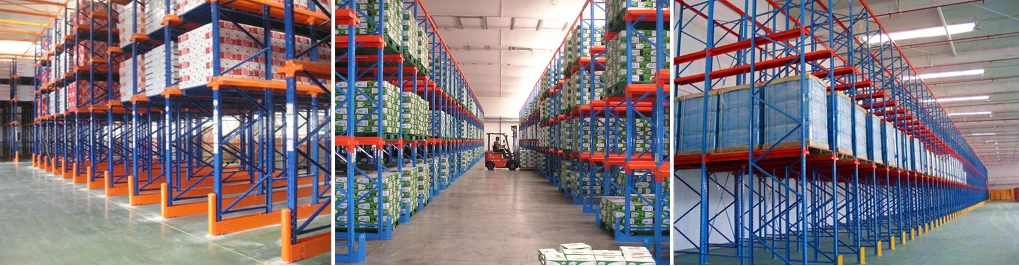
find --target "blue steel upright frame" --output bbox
[672,0,989,264]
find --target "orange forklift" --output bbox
[485,132,518,170]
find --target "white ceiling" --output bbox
[420,0,588,102]
[865,0,1019,166]
[0,0,63,56]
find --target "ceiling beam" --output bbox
[936,7,957,56]
[0,8,53,17]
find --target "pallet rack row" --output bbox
[672,0,989,264]
[334,0,485,263]
[517,0,669,264]
[31,0,331,262]
[1,58,35,160]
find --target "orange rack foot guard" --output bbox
[31,154,36,167]
[104,173,128,196]
[207,191,321,236]
[87,169,103,189]
[72,164,87,183]
[281,208,330,262]
[128,177,162,206]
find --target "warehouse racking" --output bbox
[1,58,35,160]
[673,0,989,264]
[517,0,670,264]
[334,0,485,262]
[30,0,331,262]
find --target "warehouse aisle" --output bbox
[865,201,1019,265]
[0,163,330,265]
[359,164,623,264]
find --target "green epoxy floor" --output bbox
[865,201,1019,265]
[0,162,330,265]
[675,202,1019,265]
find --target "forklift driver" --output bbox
[493,137,510,157]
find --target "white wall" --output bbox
[987,164,1019,189]
[479,96,528,119]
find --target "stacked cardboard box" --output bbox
[15,60,34,77]
[177,21,326,88]
[74,40,111,68]
[115,0,174,46]
[416,162,432,206]
[399,165,420,216]
[537,243,656,265]
[604,29,668,90]
[143,43,179,96]
[176,0,309,15]
[435,154,450,187]
[336,169,399,230]
[600,194,669,234]
[401,13,430,71]
[73,0,116,27]
[563,24,605,74]
[401,92,428,137]
[335,0,402,47]
[606,0,657,27]
[336,81,400,135]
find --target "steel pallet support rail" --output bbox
[335,0,485,263]
[672,0,989,264]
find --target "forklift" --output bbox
[485,130,518,171]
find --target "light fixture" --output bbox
[861,22,976,44]
[947,111,991,116]
[972,133,996,136]
[925,95,990,103]
[903,69,984,81]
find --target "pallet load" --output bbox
[115,0,174,46]
[401,13,430,71]
[599,194,669,235]
[399,165,420,216]
[538,243,656,265]
[335,169,399,231]
[15,60,33,77]
[336,81,400,136]
[415,162,433,206]
[604,29,668,96]
[143,43,179,96]
[400,92,428,139]
[336,0,403,50]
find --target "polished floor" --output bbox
[0,162,330,265]
[674,201,1019,265]
[356,165,626,264]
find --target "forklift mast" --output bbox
[510,125,518,161]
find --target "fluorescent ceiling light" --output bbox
[948,111,991,116]
[903,69,984,81]
[926,95,990,103]
[972,133,996,136]
[861,22,976,44]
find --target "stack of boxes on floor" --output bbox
[538,243,656,265]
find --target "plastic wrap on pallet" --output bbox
[678,93,717,154]
[853,106,867,160]
[830,92,853,154]
[0,63,11,77]
[16,60,34,77]
[0,84,9,101]
[883,122,898,168]
[763,76,828,150]
[717,85,757,151]
[868,114,883,164]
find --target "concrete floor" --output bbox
[0,162,330,265]
[674,201,1019,265]
[354,165,626,264]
